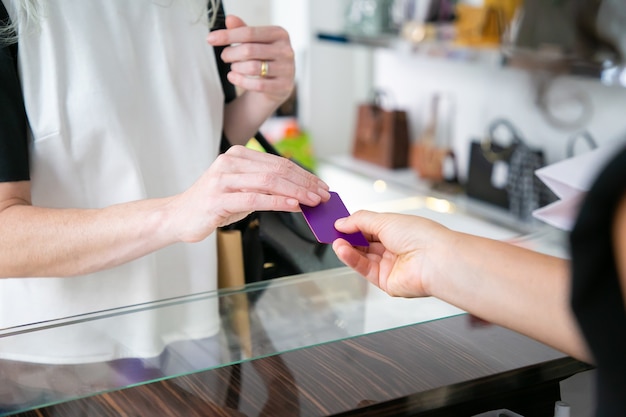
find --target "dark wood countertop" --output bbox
[14,314,592,417]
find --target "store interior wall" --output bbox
[373,50,626,181]
[221,0,271,27]
[226,0,626,178]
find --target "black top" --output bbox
[0,1,29,182]
[570,144,626,417]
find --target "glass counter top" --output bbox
[0,268,464,416]
[317,157,569,258]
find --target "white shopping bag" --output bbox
[533,142,623,231]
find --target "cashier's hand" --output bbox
[207,15,295,106]
[170,146,329,243]
[332,211,451,298]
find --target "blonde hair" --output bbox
[1,0,222,44]
[0,0,44,44]
[208,0,220,28]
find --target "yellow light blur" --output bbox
[363,196,456,215]
[425,197,454,214]
[363,197,423,213]
[373,180,387,193]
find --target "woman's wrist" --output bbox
[419,225,460,299]
[223,90,288,144]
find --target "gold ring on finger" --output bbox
[260,60,269,78]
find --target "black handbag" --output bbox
[211,5,343,294]
[466,119,556,221]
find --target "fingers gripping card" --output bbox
[300,192,369,246]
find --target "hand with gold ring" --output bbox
[207,15,295,106]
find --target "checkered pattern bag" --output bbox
[466,119,556,221]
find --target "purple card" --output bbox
[300,191,369,246]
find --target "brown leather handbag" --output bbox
[351,92,410,169]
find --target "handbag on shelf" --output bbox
[409,93,458,184]
[466,118,556,221]
[351,90,410,169]
[211,6,343,299]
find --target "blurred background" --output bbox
[227,0,625,169]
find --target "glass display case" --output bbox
[0,161,580,416]
[0,268,464,416]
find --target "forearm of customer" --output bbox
[427,232,592,363]
[0,187,178,278]
[222,90,286,145]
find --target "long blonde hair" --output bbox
[0,0,43,44]
[1,0,222,44]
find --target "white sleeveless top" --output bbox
[0,0,224,363]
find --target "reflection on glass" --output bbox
[425,196,455,214]
[0,269,463,416]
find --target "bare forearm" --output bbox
[223,91,285,145]
[0,198,177,278]
[429,231,592,362]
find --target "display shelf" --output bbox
[316,30,626,88]
[316,31,502,65]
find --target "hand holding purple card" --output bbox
[300,192,369,247]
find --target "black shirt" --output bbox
[570,144,626,417]
[0,1,29,181]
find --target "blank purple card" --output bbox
[300,192,369,246]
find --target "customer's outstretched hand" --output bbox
[332,210,451,298]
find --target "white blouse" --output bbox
[0,0,224,363]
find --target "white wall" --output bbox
[373,49,626,180]
[295,1,626,175]
[222,0,271,27]
[298,0,375,157]
[270,0,309,56]
[261,1,626,171]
